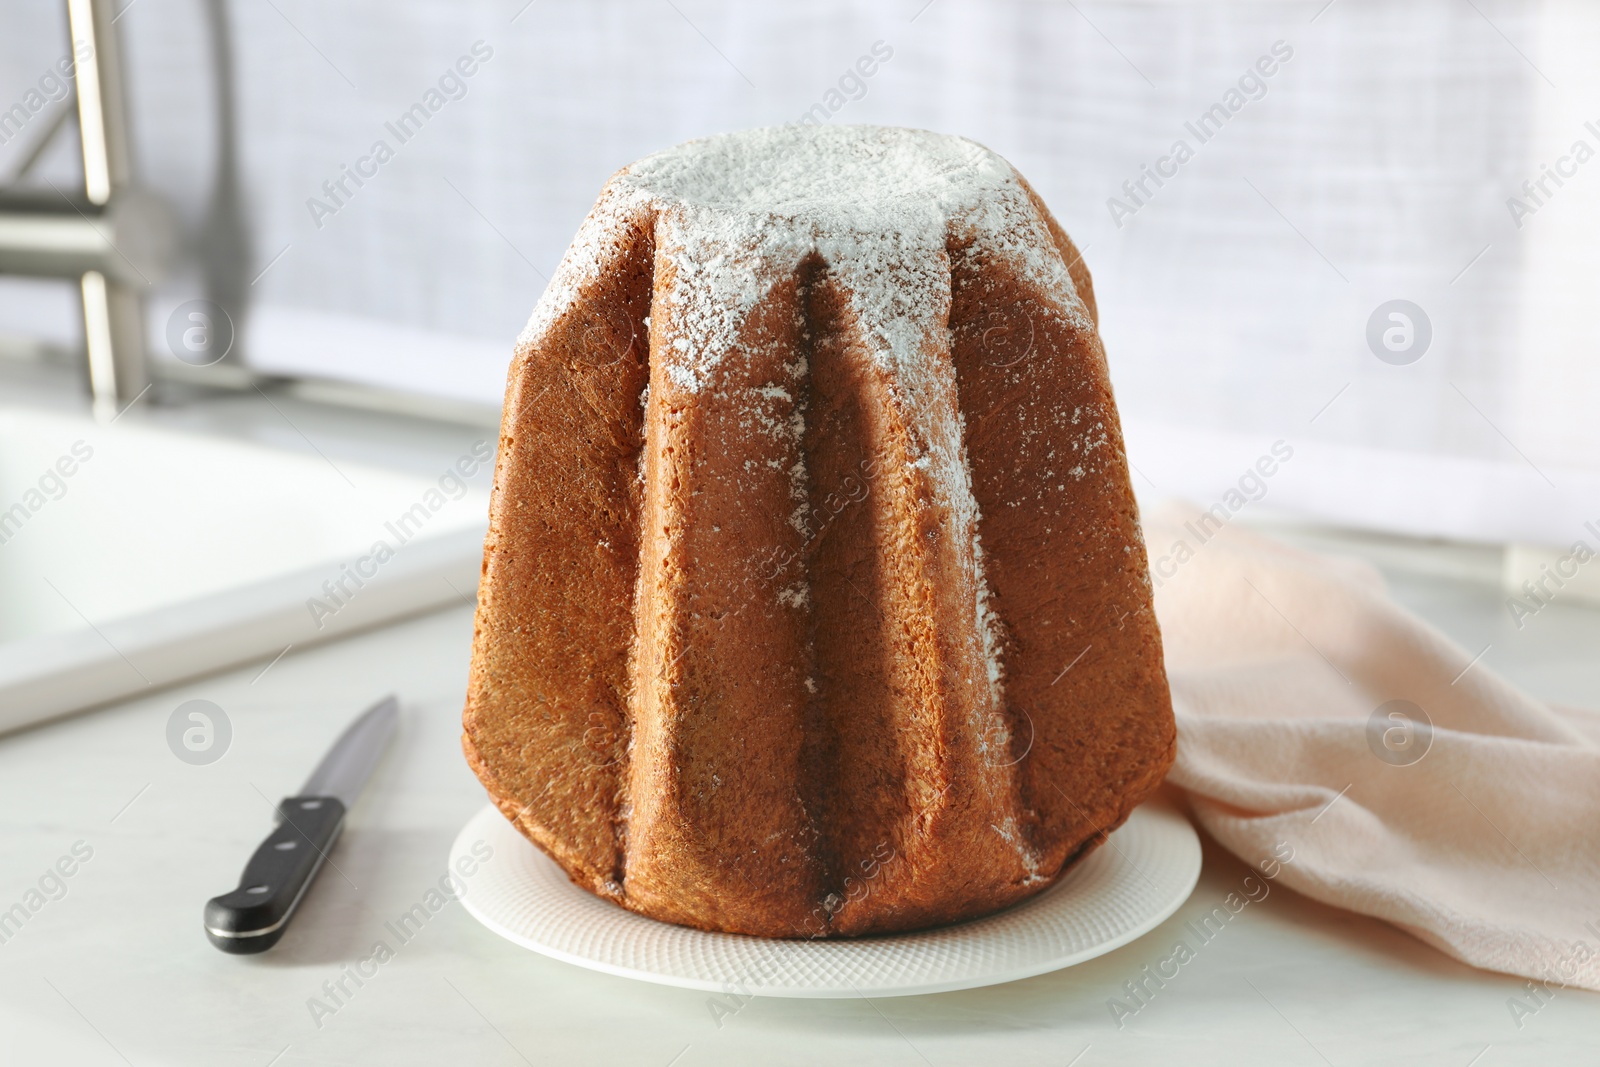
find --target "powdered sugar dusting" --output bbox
[521,126,1090,368]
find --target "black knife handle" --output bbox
[204,796,345,954]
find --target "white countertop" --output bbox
[1,524,1597,1065]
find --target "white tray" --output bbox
[0,405,488,734]
[450,798,1200,998]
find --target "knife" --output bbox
[203,695,399,954]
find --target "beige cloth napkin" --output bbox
[1144,503,1600,993]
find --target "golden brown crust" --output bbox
[462,128,1175,938]
[460,203,656,902]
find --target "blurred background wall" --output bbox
[1,0,1595,545]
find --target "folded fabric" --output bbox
[1144,502,1600,993]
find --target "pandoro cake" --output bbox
[462,124,1175,938]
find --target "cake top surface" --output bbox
[613,124,1013,227]
[522,125,1088,395]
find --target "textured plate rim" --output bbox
[451,799,1200,999]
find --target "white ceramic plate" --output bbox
[450,799,1200,998]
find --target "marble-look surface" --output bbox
[1,535,1597,1065]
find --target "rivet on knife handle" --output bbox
[204,796,345,954]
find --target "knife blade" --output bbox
[203,695,399,954]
